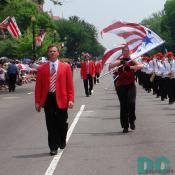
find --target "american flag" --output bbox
[101,21,164,60]
[0,23,7,29]
[35,29,46,47]
[0,17,9,29]
[0,16,21,38]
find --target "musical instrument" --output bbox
[150,73,156,82]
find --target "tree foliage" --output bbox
[141,0,175,52]
[0,0,56,58]
[0,0,104,59]
[32,0,44,4]
[55,16,105,59]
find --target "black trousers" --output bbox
[8,74,17,92]
[83,74,93,96]
[116,83,136,129]
[94,73,100,84]
[145,74,152,92]
[44,93,68,151]
[152,76,161,96]
[161,77,169,100]
[168,78,175,103]
[137,70,143,86]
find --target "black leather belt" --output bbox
[48,92,55,95]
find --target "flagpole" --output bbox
[31,16,36,60]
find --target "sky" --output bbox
[43,0,166,49]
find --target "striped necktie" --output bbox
[49,63,56,92]
[86,61,89,74]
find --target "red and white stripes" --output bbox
[101,21,147,54]
[7,17,21,38]
[0,16,21,38]
[102,44,125,66]
[49,72,57,92]
[101,20,165,65]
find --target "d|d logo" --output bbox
[137,156,170,174]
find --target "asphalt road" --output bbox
[0,68,175,175]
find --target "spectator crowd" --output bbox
[0,58,38,92]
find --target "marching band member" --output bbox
[161,54,170,101]
[80,53,95,97]
[167,52,175,104]
[140,56,152,92]
[109,46,143,133]
[94,58,102,84]
[151,53,164,98]
[35,44,74,155]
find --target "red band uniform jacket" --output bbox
[95,61,102,74]
[35,61,74,111]
[80,61,95,79]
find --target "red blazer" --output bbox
[80,61,95,79]
[35,61,74,110]
[95,61,102,73]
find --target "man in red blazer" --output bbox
[94,58,102,84]
[80,53,95,96]
[35,44,74,155]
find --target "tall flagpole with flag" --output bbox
[100,21,165,78]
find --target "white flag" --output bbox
[101,21,165,60]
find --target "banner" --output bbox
[101,21,165,60]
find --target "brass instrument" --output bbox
[150,73,156,82]
[168,72,174,79]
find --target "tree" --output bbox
[55,17,105,59]
[141,11,164,36]
[50,0,63,5]
[32,0,44,4]
[0,0,105,59]
[141,0,175,52]
[0,0,56,58]
[162,0,175,50]
[0,0,9,11]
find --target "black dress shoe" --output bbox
[130,123,135,130]
[169,100,175,104]
[123,128,128,133]
[161,98,165,101]
[50,150,58,156]
[60,141,66,149]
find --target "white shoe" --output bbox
[91,90,94,94]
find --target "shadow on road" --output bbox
[14,152,49,159]
[162,107,175,110]
[74,131,132,136]
[102,117,120,120]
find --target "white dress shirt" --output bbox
[162,59,171,78]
